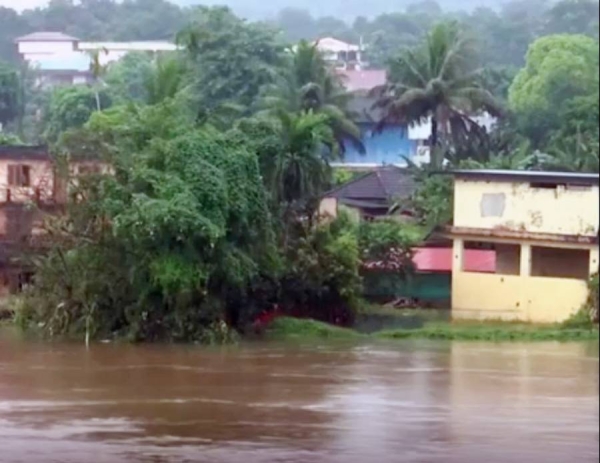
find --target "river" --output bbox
[0,330,598,463]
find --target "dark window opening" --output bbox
[530,182,565,189]
[531,246,589,280]
[8,165,32,187]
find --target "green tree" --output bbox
[0,61,20,129]
[544,0,600,36]
[86,48,110,111]
[484,0,548,68]
[509,34,599,147]
[144,53,186,105]
[105,51,154,103]
[261,109,338,206]
[374,21,502,167]
[544,136,599,173]
[27,103,278,342]
[0,132,23,145]
[177,7,286,118]
[274,8,317,41]
[261,40,363,153]
[479,66,517,102]
[358,13,425,68]
[0,7,28,63]
[44,86,112,143]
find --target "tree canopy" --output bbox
[374,21,503,167]
[177,7,286,118]
[0,61,20,129]
[509,34,599,146]
[43,85,112,143]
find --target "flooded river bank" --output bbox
[0,330,598,463]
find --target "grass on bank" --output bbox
[376,322,599,341]
[266,316,599,342]
[266,316,364,340]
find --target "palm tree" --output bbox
[263,109,338,205]
[86,48,109,111]
[144,54,185,105]
[260,40,364,154]
[544,130,600,173]
[372,22,503,167]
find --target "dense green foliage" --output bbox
[44,86,112,143]
[272,0,599,69]
[0,61,20,128]
[24,102,280,341]
[260,40,362,153]
[0,132,23,145]
[6,3,600,343]
[177,7,286,119]
[2,0,598,68]
[509,34,599,149]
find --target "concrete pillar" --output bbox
[590,247,599,276]
[453,238,464,273]
[520,243,531,277]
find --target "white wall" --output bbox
[19,39,179,69]
[18,41,75,56]
[408,114,497,141]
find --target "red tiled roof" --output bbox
[412,248,496,273]
[336,69,387,92]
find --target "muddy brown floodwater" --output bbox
[0,329,598,463]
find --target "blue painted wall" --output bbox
[343,123,417,165]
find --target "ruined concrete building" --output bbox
[0,145,58,295]
[0,145,104,295]
[443,170,599,323]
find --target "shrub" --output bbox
[279,211,361,326]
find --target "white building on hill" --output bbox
[311,37,365,70]
[15,31,178,87]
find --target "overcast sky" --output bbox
[0,0,49,11]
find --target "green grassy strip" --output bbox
[267,317,599,342]
[266,317,364,340]
[376,323,599,342]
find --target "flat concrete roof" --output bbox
[16,32,79,43]
[441,169,599,185]
[0,145,50,161]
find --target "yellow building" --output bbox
[443,170,599,323]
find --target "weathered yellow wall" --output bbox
[0,160,55,203]
[454,179,599,237]
[452,237,598,323]
[452,272,588,323]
